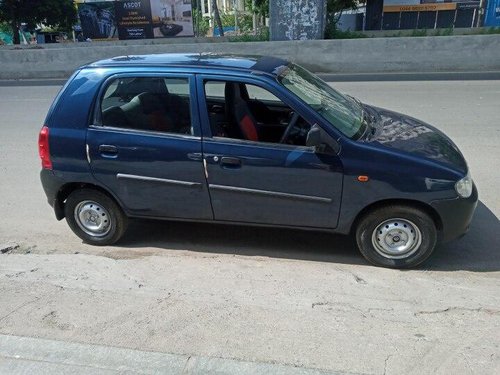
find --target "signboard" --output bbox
[383,3,457,12]
[115,0,154,39]
[381,0,480,29]
[383,0,481,12]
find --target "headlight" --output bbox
[455,172,473,198]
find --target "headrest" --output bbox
[116,77,169,99]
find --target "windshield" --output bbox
[277,64,364,138]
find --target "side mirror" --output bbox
[306,125,322,147]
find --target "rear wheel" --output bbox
[64,189,128,246]
[355,205,437,268]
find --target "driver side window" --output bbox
[204,80,312,146]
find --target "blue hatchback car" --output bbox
[39,53,477,268]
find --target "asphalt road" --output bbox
[0,81,499,374]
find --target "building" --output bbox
[365,0,484,30]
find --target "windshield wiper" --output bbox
[346,96,375,139]
[364,111,376,134]
[348,96,378,138]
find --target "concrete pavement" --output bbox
[0,80,499,374]
[0,334,337,375]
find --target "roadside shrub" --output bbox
[192,9,210,37]
[325,23,367,39]
[410,29,428,37]
[220,12,254,33]
[228,27,269,42]
[486,27,500,34]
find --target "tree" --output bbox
[0,0,76,44]
[327,0,358,22]
[254,0,269,19]
[245,0,269,19]
[325,0,358,38]
[245,0,268,32]
[211,0,224,36]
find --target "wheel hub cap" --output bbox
[371,218,422,259]
[74,200,111,237]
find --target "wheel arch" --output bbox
[350,199,443,236]
[54,182,124,220]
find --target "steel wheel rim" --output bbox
[74,200,111,237]
[371,218,422,259]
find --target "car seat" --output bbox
[225,82,260,141]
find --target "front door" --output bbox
[198,76,343,228]
[87,73,213,220]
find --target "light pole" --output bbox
[252,0,257,34]
[234,0,238,33]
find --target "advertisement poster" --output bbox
[77,0,194,40]
[77,2,117,40]
[115,0,154,39]
[150,0,194,38]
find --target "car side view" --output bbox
[39,53,478,268]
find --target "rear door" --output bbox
[197,75,343,229]
[87,73,213,220]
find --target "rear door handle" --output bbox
[220,156,241,169]
[98,144,118,156]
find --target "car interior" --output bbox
[100,77,192,134]
[100,77,312,146]
[206,81,312,146]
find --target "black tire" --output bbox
[64,188,128,246]
[355,205,437,269]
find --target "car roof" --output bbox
[87,53,291,76]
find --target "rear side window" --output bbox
[99,76,192,135]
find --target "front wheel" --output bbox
[64,188,128,246]
[355,205,437,268]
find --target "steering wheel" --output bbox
[280,112,300,144]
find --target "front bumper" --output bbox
[431,182,478,242]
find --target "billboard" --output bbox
[77,2,117,40]
[150,0,194,38]
[115,0,154,39]
[77,0,193,40]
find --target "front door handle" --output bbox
[220,156,241,169]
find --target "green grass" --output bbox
[433,27,454,36]
[324,24,368,39]
[227,28,269,42]
[409,28,428,37]
[477,27,500,34]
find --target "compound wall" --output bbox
[0,35,499,79]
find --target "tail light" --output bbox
[38,126,52,170]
